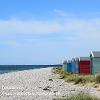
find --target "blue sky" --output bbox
[0,0,100,64]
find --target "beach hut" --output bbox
[67,60,72,73]
[75,57,79,73]
[72,58,79,73]
[79,57,90,75]
[71,58,76,73]
[90,51,100,74]
[63,60,67,71]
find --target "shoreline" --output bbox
[0,67,100,100]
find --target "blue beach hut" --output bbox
[72,58,77,73]
[67,60,72,73]
[63,60,67,71]
[74,57,79,73]
[71,58,79,73]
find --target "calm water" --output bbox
[0,65,62,74]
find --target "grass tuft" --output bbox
[53,93,100,100]
[52,67,95,84]
[95,74,100,83]
[67,93,100,100]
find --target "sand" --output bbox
[0,67,100,100]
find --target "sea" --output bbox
[0,64,62,74]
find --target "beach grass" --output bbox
[53,93,100,100]
[52,67,95,84]
[95,74,100,83]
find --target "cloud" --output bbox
[0,19,63,35]
[1,17,100,51]
[1,14,100,64]
[54,9,67,17]
[0,17,100,37]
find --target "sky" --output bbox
[0,0,100,65]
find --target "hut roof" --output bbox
[79,57,90,61]
[90,51,100,57]
[67,60,72,63]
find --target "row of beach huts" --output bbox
[63,51,100,75]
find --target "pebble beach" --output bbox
[0,67,100,100]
